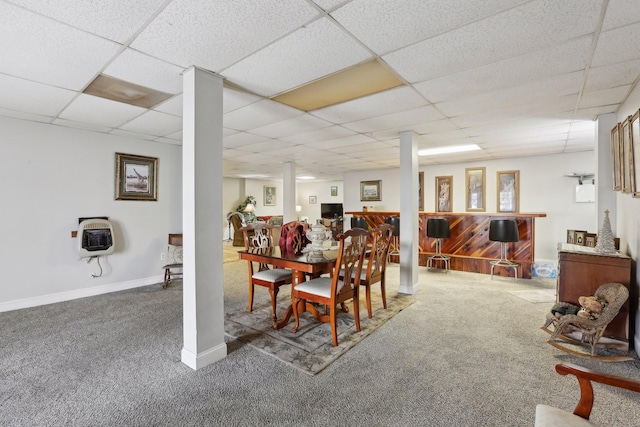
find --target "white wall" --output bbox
[344,151,597,262]
[0,117,182,311]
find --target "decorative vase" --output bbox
[306,221,332,257]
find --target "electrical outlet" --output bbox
[160,252,166,261]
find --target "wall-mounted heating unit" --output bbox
[77,218,115,258]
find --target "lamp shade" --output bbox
[295,205,302,213]
[489,219,519,242]
[385,216,400,236]
[351,217,368,230]
[244,203,256,213]
[427,218,450,239]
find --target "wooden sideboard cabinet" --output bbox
[557,249,631,347]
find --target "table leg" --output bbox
[273,270,306,330]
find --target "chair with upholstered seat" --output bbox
[535,363,640,426]
[240,223,292,323]
[278,221,311,255]
[228,212,246,247]
[291,228,370,346]
[162,233,183,288]
[545,282,629,359]
[341,223,394,318]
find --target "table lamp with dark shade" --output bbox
[351,217,368,230]
[385,216,400,256]
[426,218,450,270]
[488,219,520,280]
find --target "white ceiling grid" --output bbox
[1,0,640,181]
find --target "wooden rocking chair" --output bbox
[543,282,630,361]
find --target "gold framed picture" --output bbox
[360,180,381,201]
[611,123,622,191]
[465,167,485,212]
[263,185,276,206]
[497,170,519,213]
[115,152,158,201]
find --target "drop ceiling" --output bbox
[1,0,639,181]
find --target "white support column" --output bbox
[181,66,227,370]
[595,113,617,234]
[283,162,296,224]
[399,130,419,294]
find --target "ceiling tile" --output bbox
[223,87,262,113]
[103,49,185,94]
[584,59,640,92]
[6,0,166,43]
[154,95,184,117]
[342,106,446,133]
[59,94,147,127]
[0,2,120,90]
[52,118,112,133]
[224,132,271,149]
[0,74,76,116]
[592,21,640,67]
[119,110,182,136]
[383,0,603,82]
[224,99,303,131]
[109,128,159,141]
[131,0,320,71]
[223,17,371,97]
[414,37,591,103]
[601,0,640,31]
[0,108,53,124]
[311,86,426,124]
[248,115,333,139]
[579,85,632,109]
[332,0,530,55]
[280,125,357,144]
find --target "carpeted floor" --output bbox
[2,254,640,426]
[225,293,414,375]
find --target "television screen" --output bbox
[320,203,343,219]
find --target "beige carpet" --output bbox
[225,291,414,375]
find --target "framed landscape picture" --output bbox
[115,152,158,201]
[360,180,381,201]
[465,167,485,212]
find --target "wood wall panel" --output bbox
[347,211,546,279]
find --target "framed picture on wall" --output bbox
[622,116,633,193]
[331,186,338,197]
[263,186,276,206]
[631,110,640,198]
[435,176,452,212]
[115,152,158,201]
[360,180,381,201]
[418,172,424,211]
[465,167,485,212]
[497,170,519,213]
[611,123,622,191]
[309,195,317,204]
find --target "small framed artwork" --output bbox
[263,185,276,206]
[497,170,519,213]
[465,167,485,212]
[309,195,317,204]
[585,233,597,248]
[622,116,633,193]
[611,123,622,191]
[566,229,575,244]
[574,230,587,245]
[435,176,453,212]
[331,186,338,197]
[360,180,381,201]
[115,152,158,201]
[631,110,640,198]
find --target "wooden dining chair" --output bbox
[291,228,370,346]
[278,221,310,255]
[359,223,394,318]
[240,223,292,322]
[162,233,183,288]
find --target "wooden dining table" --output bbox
[238,247,338,330]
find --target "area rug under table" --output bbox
[225,295,414,375]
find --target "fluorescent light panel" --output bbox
[272,59,404,111]
[418,144,481,156]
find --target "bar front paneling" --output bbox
[346,211,546,279]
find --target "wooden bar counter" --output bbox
[346,211,546,279]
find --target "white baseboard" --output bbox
[181,343,228,370]
[0,275,164,313]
